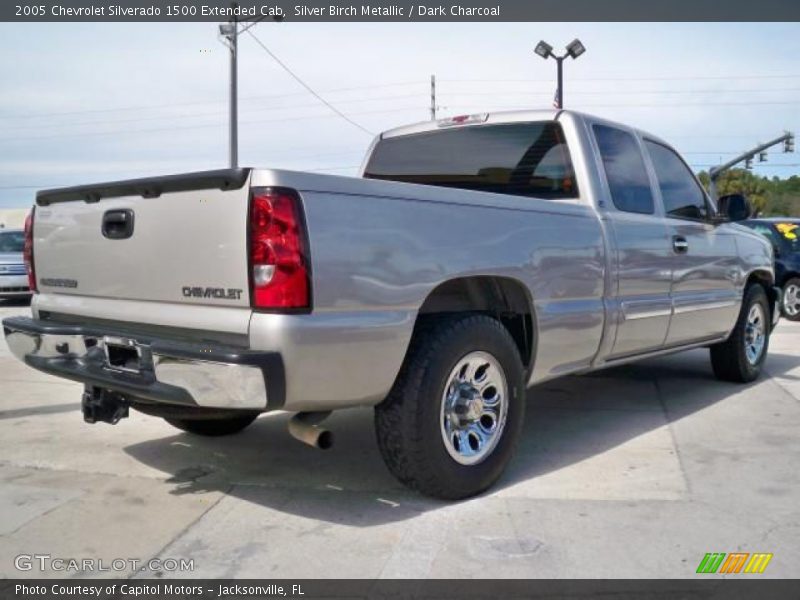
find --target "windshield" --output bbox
[0,230,25,253]
[364,121,578,200]
[773,222,800,251]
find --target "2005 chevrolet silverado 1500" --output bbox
[3,110,780,499]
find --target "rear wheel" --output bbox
[375,314,526,500]
[165,413,258,436]
[781,277,800,321]
[710,284,770,383]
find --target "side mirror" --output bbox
[717,193,752,222]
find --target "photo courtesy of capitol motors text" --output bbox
[13,583,306,597]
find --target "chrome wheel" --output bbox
[744,303,766,365]
[440,351,508,466]
[783,284,800,317]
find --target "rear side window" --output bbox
[593,124,654,215]
[0,230,24,253]
[645,140,709,221]
[364,122,578,199]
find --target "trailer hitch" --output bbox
[82,386,129,425]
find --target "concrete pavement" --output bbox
[1,299,798,579]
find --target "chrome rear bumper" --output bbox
[2,316,284,411]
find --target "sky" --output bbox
[1,21,799,208]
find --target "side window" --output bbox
[645,140,709,221]
[593,124,654,215]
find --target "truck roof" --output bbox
[378,108,673,148]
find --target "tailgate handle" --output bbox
[102,209,135,239]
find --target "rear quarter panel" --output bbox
[249,170,606,409]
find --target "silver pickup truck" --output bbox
[3,109,779,499]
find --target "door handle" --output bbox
[672,235,689,254]
[102,209,135,240]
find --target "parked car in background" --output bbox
[2,110,780,499]
[0,228,31,300]
[742,218,800,320]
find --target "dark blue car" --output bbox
[742,218,800,320]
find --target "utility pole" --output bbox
[219,2,239,169]
[219,2,239,168]
[219,6,284,167]
[430,74,436,120]
[708,131,795,201]
[228,3,238,169]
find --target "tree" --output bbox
[697,169,800,217]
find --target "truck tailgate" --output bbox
[33,169,252,309]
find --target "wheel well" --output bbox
[746,269,773,292]
[417,276,535,369]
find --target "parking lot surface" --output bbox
[1,299,798,579]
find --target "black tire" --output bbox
[165,413,258,436]
[375,314,526,500]
[710,285,770,383]
[780,277,800,322]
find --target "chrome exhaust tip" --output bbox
[288,411,333,450]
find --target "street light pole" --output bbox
[555,56,564,109]
[534,39,585,110]
[707,132,795,201]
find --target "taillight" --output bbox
[23,207,36,293]
[249,188,310,310]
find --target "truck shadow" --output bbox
[123,348,800,527]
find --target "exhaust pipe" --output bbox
[288,411,333,449]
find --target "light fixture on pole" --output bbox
[534,38,586,109]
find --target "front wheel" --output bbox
[375,315,526,500]
[781,277,800,321]
[710,284,770,383]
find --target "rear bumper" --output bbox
[2,316,284,411]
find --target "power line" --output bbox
[0,93,424,133]
[441,87,800,97]
[446,100,800,110]
[244,28,373,136]
[690,163,800,168]
[0,81,423,121]
[0,106,423,143]
[440,73,800,83]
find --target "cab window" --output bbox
[593,124,654,215]
[364,122,578,200]
[645,140,709,221]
